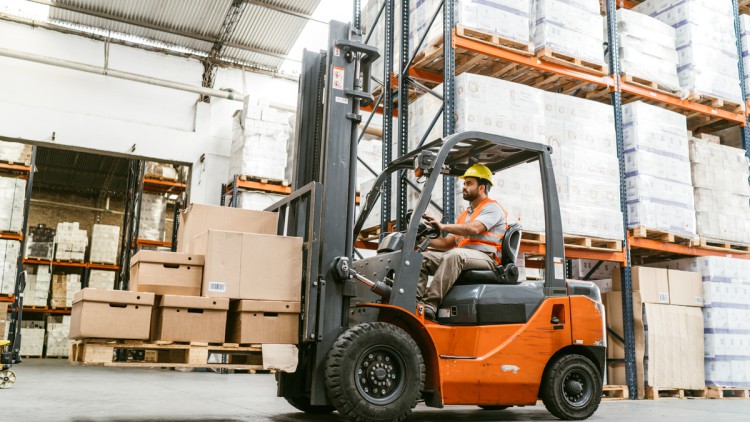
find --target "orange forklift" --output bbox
[270,21,606,421]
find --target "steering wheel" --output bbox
[403,210,441,239]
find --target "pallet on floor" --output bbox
[456,25,533,56]
[563,235,621,252]
[645,386,708,400]
[536,47,608,76]
[629,226,697,246]
[69,339,271,371]
[236,174,289,187]
[697,237,750,253]
[705,386,750,399]
[621,74,680,97]
[602,385,628,400]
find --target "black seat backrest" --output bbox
[500,223,522,266]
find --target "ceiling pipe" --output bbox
[0,46,246,101]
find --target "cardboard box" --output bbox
[667,269,704,307]
[70,289,154,340]
[151,295,229,343]
[604,291,645,399]
[129,251,204,296]
[191,231,302,301]
[227,300,300,344]
[613,266,670,304]
[177,204,278,252]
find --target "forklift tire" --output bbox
[325,322,425,422]
[478,405,510,410]
[284,396,335,414]
[541,354,602,420]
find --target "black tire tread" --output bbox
[541,354,602,421]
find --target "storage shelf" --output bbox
[0,232,23,241]
[87,263,119,271]
[143,178,187,194]
[23,306,71,315]
[135,238,172,248]
[22,259,120,270]
[629,235,750,262]
[0,162,32,175]
[0,294,13,303]
[227,179,293,195]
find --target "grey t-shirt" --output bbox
[459,201,507,252]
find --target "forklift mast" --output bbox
[272,20,379,406]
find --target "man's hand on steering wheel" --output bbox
[422,214,443,238]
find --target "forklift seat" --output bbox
[453,223,523,286]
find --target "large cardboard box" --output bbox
[151,295,229,343]
[70,289,154,340]
[604,291,645,399]
[227,300,300,344]
[191,230,302,301]
[177,204,278,252]
[666,269,704,307]
[613,266,670,304]
[129,251,204,296]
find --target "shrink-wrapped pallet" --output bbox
[532,0,605,66]
[54,222,88,262]
[229,103,292,182]
[138,193,166,242]
[88,270,116,290]
[0,176,26,233]
[0,239,20,294]
[89,224,120,265]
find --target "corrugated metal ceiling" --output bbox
[34,146,130,196]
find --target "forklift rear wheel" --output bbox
[478,405,510,410]
[325,322,424,422]
[541,354,602,420]
[0,370,16,389]
[284,396,335,414]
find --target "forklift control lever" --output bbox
[332,257,392,300]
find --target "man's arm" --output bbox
[423,215,487,237]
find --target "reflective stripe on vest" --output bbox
[455,197,509,263]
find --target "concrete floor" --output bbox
[3,360,749,422]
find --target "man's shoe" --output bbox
[424,306,436,321]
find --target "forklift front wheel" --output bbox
[325,322,425,421]
[541,354,602,420]
[0,370,16,389]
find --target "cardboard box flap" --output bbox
[158,295,229,310]
[233,300,301,313]
[131,251,204,267]
[73,288,154,306]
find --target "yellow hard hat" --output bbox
[460,164,493,186]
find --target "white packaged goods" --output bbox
[144,161,179,181]
[0,239,20,295]
[51,273,81,308]
[45,315,71,357]
[231,191,286,211]
[532,0,605,66]
[19,323,45,357]
[688,140,750,244]
[741,14,750,99]
[54,222,88,261]
[0,140,31,164]
[0,176,26,233]
[570,259,620,281]
[408,73,623,239]
[634,0,743,105]
[622,102,696,238]
[229,102,293,182]
[88,270,115,290]
[616,8,680,92]
[89,224,120,264]
[652,257,750,387]
[26,266,51,307]
[139,193,166,241]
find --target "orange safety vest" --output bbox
[455,197,509,264]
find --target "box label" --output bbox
[694,296,703,305]
[207,282,226,293]
[658,293,669,303]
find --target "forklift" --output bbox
[1,271,27,389]
[269,20,606,421]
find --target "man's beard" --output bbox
[462,190,477,201]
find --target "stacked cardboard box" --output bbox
[532,0,605,67]
[25,224,55,260]
[144,161,179,181]
[229,103,293,182]
[0,175,26,233]
[0,239,20,295]
[139,193,166,241]
[409,73,623,239]
[87,270,115,290]
[54,222,88,262]
[570,259,618,293]
[19,320,45,357]
[0,140,32,164]
[51,274,81,308]
[634,0,743,105]
[70,290,155,340]
[45,315,71,357]
[652,257,750,387]
[616,8,680,92]
[605,266,704,397]
[689,140,750,244]
[89,224,120,264]
[622,101,697,239]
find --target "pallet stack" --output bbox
[46,315,71,357]
[0,302,8,339]
[51,274,81,309]
[89,224,120,264]
[25,266,51,307]
[144,161,179,181]
[54,222,88,262]
[139,194,166,242]
[19,320,45,357]
[0,239,20,295]
[26,224,55,260]
[87,270,115,290]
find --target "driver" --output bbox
[417,164,507,320]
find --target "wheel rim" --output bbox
[354,345,407,405]
[560,366,593,409]
[0,370,15,389]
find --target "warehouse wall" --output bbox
[0,20,298,205]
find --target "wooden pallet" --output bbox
[705,386,750,399]
[144,173,180,182]
[536,47,608,76]
[521,231,545,244]
[88,261,118,266]
[697,238,750,253]
[645,386,708,400]
[53,259,85,264]
[456,25,533,56]
[69,339,269,371]
[621,74,680,97]
[602,385,629,400]
[629,226,697,246]
[686,91,745,114]
[237,174,289,187]
[563,235,621,252]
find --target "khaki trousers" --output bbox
[416,248,496,311]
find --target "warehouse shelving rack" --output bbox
[117,160,187,290]
[357,0,750,400]
[220,174,293,208]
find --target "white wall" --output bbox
[0,20,299,204]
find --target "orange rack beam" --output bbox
[0,294,13,303]
[136,238,172,248]
[519,242,628,265]
[23,258,87,268]
[234,180,292,195]
[0,163,32,173]
[88,263,120,271]
[143,178,187,193]
[23,307,71,315]
[0,232,23,241]
[628,235,750,260]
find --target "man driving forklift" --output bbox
[418,163,508,320]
